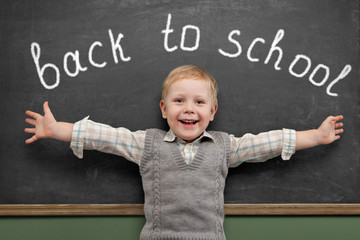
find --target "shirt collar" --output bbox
[164,129,214,143]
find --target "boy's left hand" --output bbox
[296,115,344,151]
[317,115,344,145]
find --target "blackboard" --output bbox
[1,0,359,213]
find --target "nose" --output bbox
[184,102,195,114]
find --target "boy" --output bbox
[25,65,343,240]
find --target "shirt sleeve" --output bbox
[228,128,296,168]
[70,117,145,165]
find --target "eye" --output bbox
[174,99,183,103]
[195,100,205,104]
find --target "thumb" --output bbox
[43,101,54,118]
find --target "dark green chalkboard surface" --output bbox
[1,0,359,213]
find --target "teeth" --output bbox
[181,120,197,124]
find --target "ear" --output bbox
[160,100,167,119]
[210,104,218,121]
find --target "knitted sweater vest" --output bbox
[139,129,230,240]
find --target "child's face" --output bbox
[160,78,218,142]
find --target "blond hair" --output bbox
[161,65,218,105]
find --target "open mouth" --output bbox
[179,120,199,125]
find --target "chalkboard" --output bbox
[1,0,359,214]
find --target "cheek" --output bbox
[203,109,215,120]
[165,108,178,120]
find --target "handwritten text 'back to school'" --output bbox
[31,14,352,97]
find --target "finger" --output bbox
[26,110,40,119]
[325,116,336,124]
[43,101,53,116]
[24,128,35,134]
[334,122,343,129]
[25,118,36,125]
[332,115,343,122]
[335,129,344,135]
[25,135,38,144]
[334,135,340,141]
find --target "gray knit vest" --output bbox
[139,129,230,240]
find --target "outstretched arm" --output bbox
[25,102,74,144]
[296,115,344,151]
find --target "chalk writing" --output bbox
[288,54,312,78]
[31,29,131,90]
[31,42,60,90]
[219,28,352,97]
[162,13,200,52]
[108,29,131,63]
[247,38,265,62]
[63,50,88,77]
[326,65,352,97]
[218,30,242,58]
[88,41,107,68]
[31,13,352,97]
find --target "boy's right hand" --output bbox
[25,102,73,144]
[25,101,57,144]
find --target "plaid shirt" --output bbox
[70,117,296,168]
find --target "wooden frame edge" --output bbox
[224,204,360,215]
[1,204,360,216]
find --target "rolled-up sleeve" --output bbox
[70,116,89,159]
[281,128,296,160]
[228,128,296,168]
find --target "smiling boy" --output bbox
[160,72,217,142]
[25,65,343,239]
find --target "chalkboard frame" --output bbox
[2,0,359,216]
[1,204,360,215]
